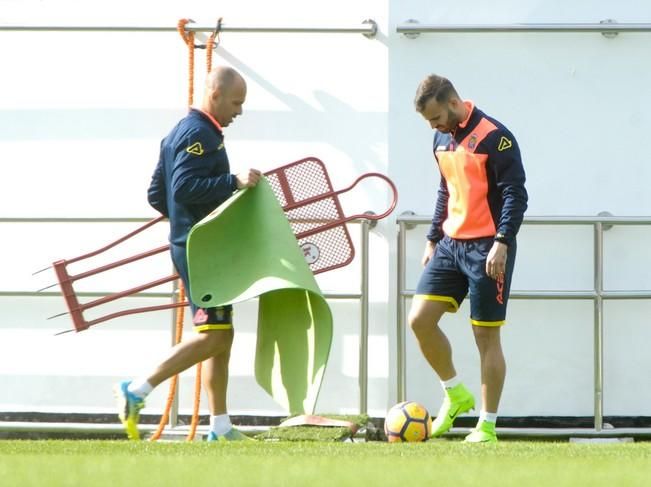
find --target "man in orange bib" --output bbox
[409,74,528,442]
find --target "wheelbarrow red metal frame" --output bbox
[46,157,397,334]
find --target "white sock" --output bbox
[441,376,460,390]
[210,414,233,436]
[127,379,153,399]
[479,411,498,424]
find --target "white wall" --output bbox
[1,0,650,421]
[0,0,392,418]
[389,0,651,418]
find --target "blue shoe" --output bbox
[114,381,145,440]
[206,428,254,442]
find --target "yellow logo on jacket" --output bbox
[186,142,204,155]
[497,137,512,152]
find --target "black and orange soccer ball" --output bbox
[384,401,432,442]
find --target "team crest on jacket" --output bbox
[186,142,204,155]
[468,134,478,150]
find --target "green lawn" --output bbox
[1,439,651,486]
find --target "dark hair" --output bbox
[414,74,458,112]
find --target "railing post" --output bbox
[593,222,605,431]
[358,219,370,415]
[396,219,407,402]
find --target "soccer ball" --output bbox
[384,401,432,442]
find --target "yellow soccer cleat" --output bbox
[430,383,475,437]
[464,421,498,443]
[206,428,255,442]
[114,381,145,441]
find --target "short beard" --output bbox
[447,108,460,129]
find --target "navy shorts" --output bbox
[415,235,516,326]
[171,244,233,332]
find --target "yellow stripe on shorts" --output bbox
[470,319,505,327]
[195,323,233,333]
[414,294,459,312]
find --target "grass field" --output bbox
[2,439,651,486]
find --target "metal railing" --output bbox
[0,20,378,38]
[397,19,651,38]
[0,216,374,428]
[396,213,651,432]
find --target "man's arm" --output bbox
[425,131,451,245]
[483,127,528,279]
[147,146,169,217]
[426,176,449,244]
[487,128,528,246]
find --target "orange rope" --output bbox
[177,18,195,106]
[149,282,186,441]
[185,361,203,441]
[206,36,214,74]
[205,18,222,73]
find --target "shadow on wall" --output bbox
[1,48,386,175]
[218,47,386,174]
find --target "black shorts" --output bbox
[171,244,233,332]
[415,235,516,326]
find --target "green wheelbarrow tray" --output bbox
[186,178,333,414]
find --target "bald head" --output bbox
[206,66,245,95]
[203,66,247,127]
